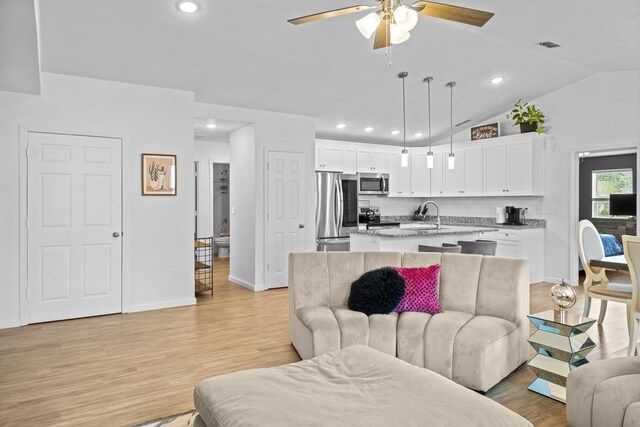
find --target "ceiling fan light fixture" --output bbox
[393,6,418,32]
[390,24,410,45]
[356,12,381,39]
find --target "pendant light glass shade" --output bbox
[427,151,434,168]
[393,6,418,31]
[448,153,455,169]
[401,148,409,167]
[390,24,410,45]
[424,76,434,169]
[356,12,381,39]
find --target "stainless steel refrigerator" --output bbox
[316,172,358,251]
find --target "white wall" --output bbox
[229,125,256,287]
[435,71,640,282]
[195,103,316,291]
[194,139,230,236]
[0,72,196,328]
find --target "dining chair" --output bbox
[418,244,462,254]
[577,220,632,325]
[457,240,497,256]
[622,235,640,356]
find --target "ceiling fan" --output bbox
[288,0,494,49]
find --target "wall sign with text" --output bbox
[471,123,500,141]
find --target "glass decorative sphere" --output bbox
[549,279,577,309]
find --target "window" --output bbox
[592,169,633,217]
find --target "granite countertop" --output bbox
[349,225,500,238]
[380,215,546,230]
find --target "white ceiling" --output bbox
[38,0,640,144]
[0,0,40,94]
[194,117,248,142]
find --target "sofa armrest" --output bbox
[296,306,341,357]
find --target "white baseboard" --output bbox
[543,276,564,284]
[0,319,21,329]
[126,297,197,313]
[228,275,258,291]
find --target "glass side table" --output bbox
[527,309,596,403]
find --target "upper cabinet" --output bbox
[316,140,343,172]
[315,133,545,197]
[482,134,545,196]
[357,145,388,173]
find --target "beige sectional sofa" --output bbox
[288,251,530,392]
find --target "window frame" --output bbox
[591,168,634,218]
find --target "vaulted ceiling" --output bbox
[39,0,640,144]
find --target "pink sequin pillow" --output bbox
[394,264,441,314]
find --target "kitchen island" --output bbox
[349,225,499,252]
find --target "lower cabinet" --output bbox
[478,228,545,283]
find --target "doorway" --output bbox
[265,150,307,288]
[25,131,123,323]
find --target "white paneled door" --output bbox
[27,132,122,323]
[266,151,306,288]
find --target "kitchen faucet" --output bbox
[419,201,441,230]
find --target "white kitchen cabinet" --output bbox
[482,135,544,196]
[410,148,431,197]
[357,145,388,173]
[342,144,357,174]
[478,228,545,283]
[462,144,483,196]
[431,148,445,197]
[315,140,343,172]
[443,148,464,196]
[388,151,411,197]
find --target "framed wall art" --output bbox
[141,153,177,196]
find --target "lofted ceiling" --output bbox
[39,0,640,145]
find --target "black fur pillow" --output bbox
[348,267,406,316]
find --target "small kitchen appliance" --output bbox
[505,206,527,225]
[496,207,506,224]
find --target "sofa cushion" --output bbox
[476,256,528,324]
[296,306,340,356]
[394,265,441,314]
[452,316,519,391]
[397,311,432,367]
[332,306,368,348]
[424,310,474,379]
[593,373,640,427]
[368,312,398,356]
[328,252,365,307]
[347,267,405,315]
[439,254,483,314]
[624,402,640,427]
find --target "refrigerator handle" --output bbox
[336,178,344,235]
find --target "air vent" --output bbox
[455,119,471,127]
[194,133,207,140]
[538,41,561,48]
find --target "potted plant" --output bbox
[506,99,546,134]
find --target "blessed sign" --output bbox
[471,122,500,141]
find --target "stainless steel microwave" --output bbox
[358,173,389,195]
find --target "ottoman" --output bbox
[567,356,640,427]
[193,345,531,427]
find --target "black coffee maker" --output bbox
[505,206,526,225]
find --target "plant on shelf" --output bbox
[506,99,546,134]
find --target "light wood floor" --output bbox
[0,261,633,426]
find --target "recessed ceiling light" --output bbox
[414,132,423,138]
[391,130,400,135]
[206,121,217,129]
[336,123,347,129]
[177,1,200,13]
[364,126,374,132]
[490,76,504,85]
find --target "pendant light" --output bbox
[446,81,456,170]
[423,76,434,168]
[399,71,409,168]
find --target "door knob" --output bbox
[113,232,120,238]
[299,224,305,229]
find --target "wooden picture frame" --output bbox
[471,122,500,141]
[141,153,177,196]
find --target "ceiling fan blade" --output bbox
[411,1,494,27]
[373,15,390,49]
[288,5,374,25]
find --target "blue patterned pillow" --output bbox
[600,234,623,256]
